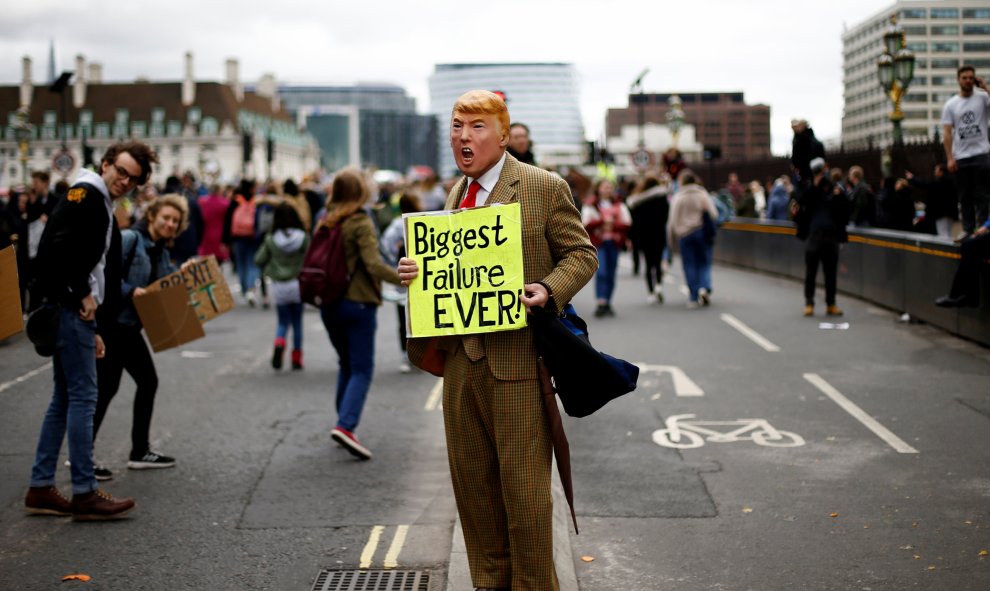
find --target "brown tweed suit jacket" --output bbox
[407,153,598,380]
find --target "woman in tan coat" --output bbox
[318,168,401,460]
[668,170,720,308]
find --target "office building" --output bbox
[429,63,586,176]
[278,84,438,174]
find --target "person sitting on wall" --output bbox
[935,219,990,308]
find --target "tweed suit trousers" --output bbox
[443,343,559,591]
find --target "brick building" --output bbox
[605,92,771,162]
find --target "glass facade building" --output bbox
[428,63,585,177]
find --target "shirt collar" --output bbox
[469,151,507,195]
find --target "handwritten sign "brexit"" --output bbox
[405,204,526,337]
[146,255,234,323]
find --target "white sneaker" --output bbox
[246,291,257,308]
[398,362,411,373]
[654,286,664,304]
[686,301,700,309]
[698,288,711,306]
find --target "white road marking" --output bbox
[383,525,410,569]
[0,362,52,394]
[425,378,443,411]
[360,525,385,568]
[635,363,704,396]
[720,314,780,352]
[803,373,918,454]
[180,350,215,358]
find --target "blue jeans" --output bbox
[276,303,304,350]
[595,239,620,303]
[231,238,260,295]
[680,229,713,302]
[320,299,378,432]
[30,308,98,495]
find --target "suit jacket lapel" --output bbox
[488,153,520,205]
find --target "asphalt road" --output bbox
[1,256,989,591]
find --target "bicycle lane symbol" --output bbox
[652,414,806,449]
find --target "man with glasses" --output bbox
[25,141,158,521]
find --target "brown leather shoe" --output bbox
[826,305,844,316]
[70,489,135,521]
[803,304,814,317]
[24,486,71,516]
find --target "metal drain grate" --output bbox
[311,570,430,591]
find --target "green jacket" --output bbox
[255,228,309,282]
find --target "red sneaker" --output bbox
[331,427,372,460]
[291,349,303,370]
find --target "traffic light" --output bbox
[242,132,253,163]
[81,130,95,167]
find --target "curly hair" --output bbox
[101,141,159,186]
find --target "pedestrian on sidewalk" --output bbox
[319,168,402,460]
[582,178,631,317]
[255,203,310,370]
[794,158,850,317]
[668,170,719,308]
[93,194,192,479]
[224,179,262,307]
[380,191,422,373]
[627,175,670,304]
[25,141,154,520]
[398,89,597,590]
[941,65,990,238]
[935,219,990,308]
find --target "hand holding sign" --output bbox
[403,204,527,337]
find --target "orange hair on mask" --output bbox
[451,90,511,141]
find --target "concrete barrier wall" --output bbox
[713,219,990,346]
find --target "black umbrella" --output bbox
[530,305,639,417]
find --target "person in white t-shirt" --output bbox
[941,65,990,237]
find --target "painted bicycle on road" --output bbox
[652,414,805,449]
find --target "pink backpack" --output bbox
[231,195,256,238]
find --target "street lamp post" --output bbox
[665,95,686,148]
[13,105,32,185]
[876,13,916,147]
[630,68,649,148]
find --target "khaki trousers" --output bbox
[443,344,558,591]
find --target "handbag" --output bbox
[26,303,60,357]
[702,211,717,245]
[530,305,639,417]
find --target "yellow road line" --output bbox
[360,525,385,569]
[383,525,410,569]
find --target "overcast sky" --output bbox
[2,0,901,155]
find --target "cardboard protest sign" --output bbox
[0,245,24,340]
[133,282,205,352]
[146,255,233,323]
[404,203,526,337]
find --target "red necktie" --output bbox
[460,181,481,209]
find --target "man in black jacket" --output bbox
[791,119,825,188]
[796,158,850,317]
[25,141,157,521]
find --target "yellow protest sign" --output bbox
[405,203,526,337]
